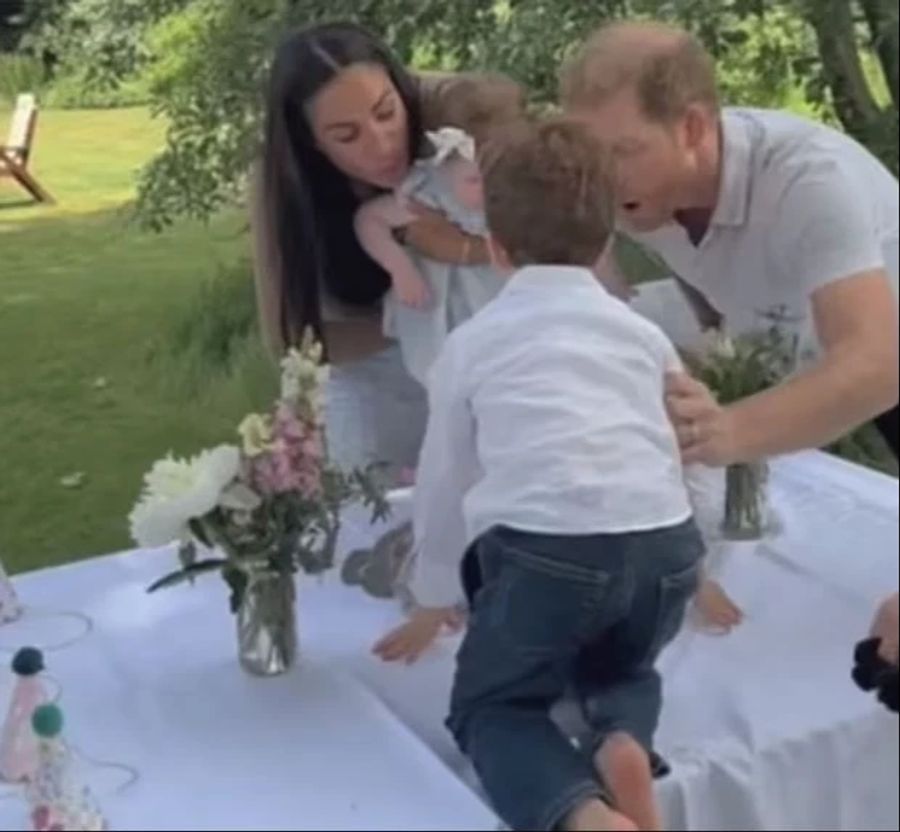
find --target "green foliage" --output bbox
[18,0,193,109]
[147,257,262,392]
[682,319,798,405]
[0,53,46,103]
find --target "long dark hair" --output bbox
[261,22,422,351]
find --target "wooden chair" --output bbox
[1,93,54,204]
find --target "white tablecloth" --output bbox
[0,563,496,830]
[330,453,899,831]
[2,452,897,831]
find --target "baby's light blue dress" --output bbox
[383,160,504,386]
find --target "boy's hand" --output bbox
[373,606,464,664]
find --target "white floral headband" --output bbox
[426,126,476,165]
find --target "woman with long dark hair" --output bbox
[251,22,497,479]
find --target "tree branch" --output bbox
[799,0,882,142]
[859,0,899,109]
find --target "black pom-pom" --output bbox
[854,637,881,667]
[877,671,898,714]
[853,661,881,692]
[11,647,44,677]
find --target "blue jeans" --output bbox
[447,521,704,831]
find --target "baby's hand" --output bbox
[373,606,464,664]
[392,263,431,309]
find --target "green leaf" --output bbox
[147,558,227,593]
[188,517,213,548]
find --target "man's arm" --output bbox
[728,270,898,458]
[669,165,899,465]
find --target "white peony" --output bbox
[129,445,241,548]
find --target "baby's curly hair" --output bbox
[480,118,615,267]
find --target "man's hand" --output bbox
[665,372,740,466]
[870,593,899,666]
[373,606,464,664]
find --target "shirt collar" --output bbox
[710,109,752,229]
[504,265,605,294]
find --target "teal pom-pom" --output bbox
[12,647,44,676]
[32,704,63,739]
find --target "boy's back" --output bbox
[442,263,691,542]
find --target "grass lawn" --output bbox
[1,107,273,574]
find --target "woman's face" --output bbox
[308,63,410,190]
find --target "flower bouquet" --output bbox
[682,312,797,540]
[129,332,388,675]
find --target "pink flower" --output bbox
[31,806,50,831]
[249,404,323,498]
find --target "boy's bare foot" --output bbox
[693,579,743,634]
[593,733,662,831]
[564,798,637,832]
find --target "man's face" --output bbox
[572,88,696,233]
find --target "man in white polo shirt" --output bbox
[563,21,899,466]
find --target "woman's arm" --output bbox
[404,203,491,266]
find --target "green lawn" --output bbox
[0,108,272,573]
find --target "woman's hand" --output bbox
[405,201,489,266]
[373,605,464,664]
[665,372,740,466]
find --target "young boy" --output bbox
[375,120,707,832]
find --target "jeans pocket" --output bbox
[649,561,701,658]
[493,545,611,658]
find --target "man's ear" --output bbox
[683,103,711,151]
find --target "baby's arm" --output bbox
[355,194,430,308]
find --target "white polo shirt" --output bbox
[630,108,899,365]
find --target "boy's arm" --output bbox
[409,342,479,609]
[373,341,477,664]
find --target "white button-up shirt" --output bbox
[631,108,899,366]
[410,265,702,608]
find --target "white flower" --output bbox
[701,330,736,361]
[129,445,240,548]
[280,345,329,411]
[219,481,262,512]
[237,413,274,457]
